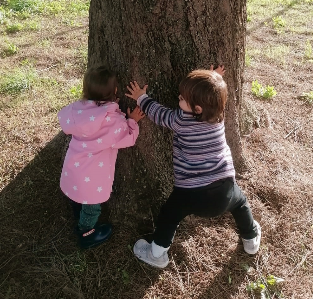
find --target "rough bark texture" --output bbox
[88,0,247,221]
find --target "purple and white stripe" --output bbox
[138,94,235,188]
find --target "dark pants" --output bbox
[153,178,257,248]
[69,200,101,230]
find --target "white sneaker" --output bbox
[133,239,169,268]
[242,220,261,254]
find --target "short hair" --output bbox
[179,69,228,123]
[82,66,117,105]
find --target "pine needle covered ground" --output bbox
[0,0,312,298]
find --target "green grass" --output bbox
[38,38,52,48]
[6,22,23,33]
[69,83,82,98]
[299,91,313,104]
[264,45,290,64]
[247,274,284,299]
[251,80,277,99]
[272,16,286,33]
[246,45,290,65]
[74,46,88,69]
[247,0,312,29]
[0,68,36,95]
[0,7,7,24]
[247,0,297,19]
[1,42,19,57]
[245,53,252,67]
[25,20,40,31]
[1,0,89,16]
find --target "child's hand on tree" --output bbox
[125,81,148,100]
[127,106,145,123]
[210,65,226,76]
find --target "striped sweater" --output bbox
[137,94,235,188]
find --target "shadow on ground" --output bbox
[0,132,162,299]
[0,131,257,299]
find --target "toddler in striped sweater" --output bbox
[126,66,261,268]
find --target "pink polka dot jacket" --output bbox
[58,100,139,204]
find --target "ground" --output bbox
[0,0,312,298]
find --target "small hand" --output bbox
[210,64,226,77]
[125,81,148,101]
[127,106,145,123]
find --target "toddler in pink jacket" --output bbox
[58,66,144,249]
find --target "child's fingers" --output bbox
[126,85,134,93]
[133,106,140,113]
[143,85,148,93]
[134,81,140,89]
[125,93,132,98]
[130,81,136,89]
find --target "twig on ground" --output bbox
[284,124,301,139]
[288,250,311,276]
[172,259,185,294]
[150,207,155,231]
[37,64,59,73]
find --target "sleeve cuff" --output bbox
[127,118,139,128]
[137,94,148,106]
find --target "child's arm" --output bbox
[57,105,74,135]
[113,106,144,149]
[125,81,179,131]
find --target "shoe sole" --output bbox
[134,253,169,269]
[80,230,112,249]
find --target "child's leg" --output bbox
[77,204,112,249]
[69,200,82,220]
[191,179,261,254]
[153,189,190,248]
[78,204,101,230]
[133,189,191,268]
[226,182,258,240]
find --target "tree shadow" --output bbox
[171,240,253,299]
[197,243,255,299]
[134,209,258,299]
[0,131,162,299]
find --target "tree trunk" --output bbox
[88,0,247,221]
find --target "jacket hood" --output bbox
[58,100,120,137]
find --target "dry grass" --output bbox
[1,0,313,298]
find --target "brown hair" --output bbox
[179,69,228,123]
[82,66,117,105]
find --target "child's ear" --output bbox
[195,105,203,114]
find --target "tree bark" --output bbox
[88,0,247,220]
